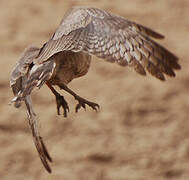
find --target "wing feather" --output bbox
[10,45,55,106]
[11,60,55,105]
[10,46,40,107]
[35,7,180,80]
[10,46,40,88]
[10,47,53,172]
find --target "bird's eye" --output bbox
[29,62,34,69]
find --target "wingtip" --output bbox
[174,63,181,70]
[155,34,165,39]
[45,166,52,174]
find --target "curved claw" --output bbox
[91,103,100,112]
[75,97,100,113]
[75,103,81,113]
[56,95,69,117]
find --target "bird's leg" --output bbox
[46,82,69,117]
[59,84,100,113]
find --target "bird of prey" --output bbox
[10,7,180,173]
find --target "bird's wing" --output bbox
[10,46,40,88]
[10,45,55,105]
[10,46,53,172]
[25,95,52,173]
[11,60,55,105]
[10,46,40,107]
[34,7,180,80]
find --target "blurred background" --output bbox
[1,0,189,179]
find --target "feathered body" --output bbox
[49,51,91,85]
[10,7,181,173]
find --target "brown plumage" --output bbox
[10,7,180,173]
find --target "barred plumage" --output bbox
[10,7,181,173]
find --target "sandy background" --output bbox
[1,0,189,179]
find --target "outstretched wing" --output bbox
[35,7,180,80]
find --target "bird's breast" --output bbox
[48,51,91,85]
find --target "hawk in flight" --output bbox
[10,7,180,173]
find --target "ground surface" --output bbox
[1,0,189,179]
